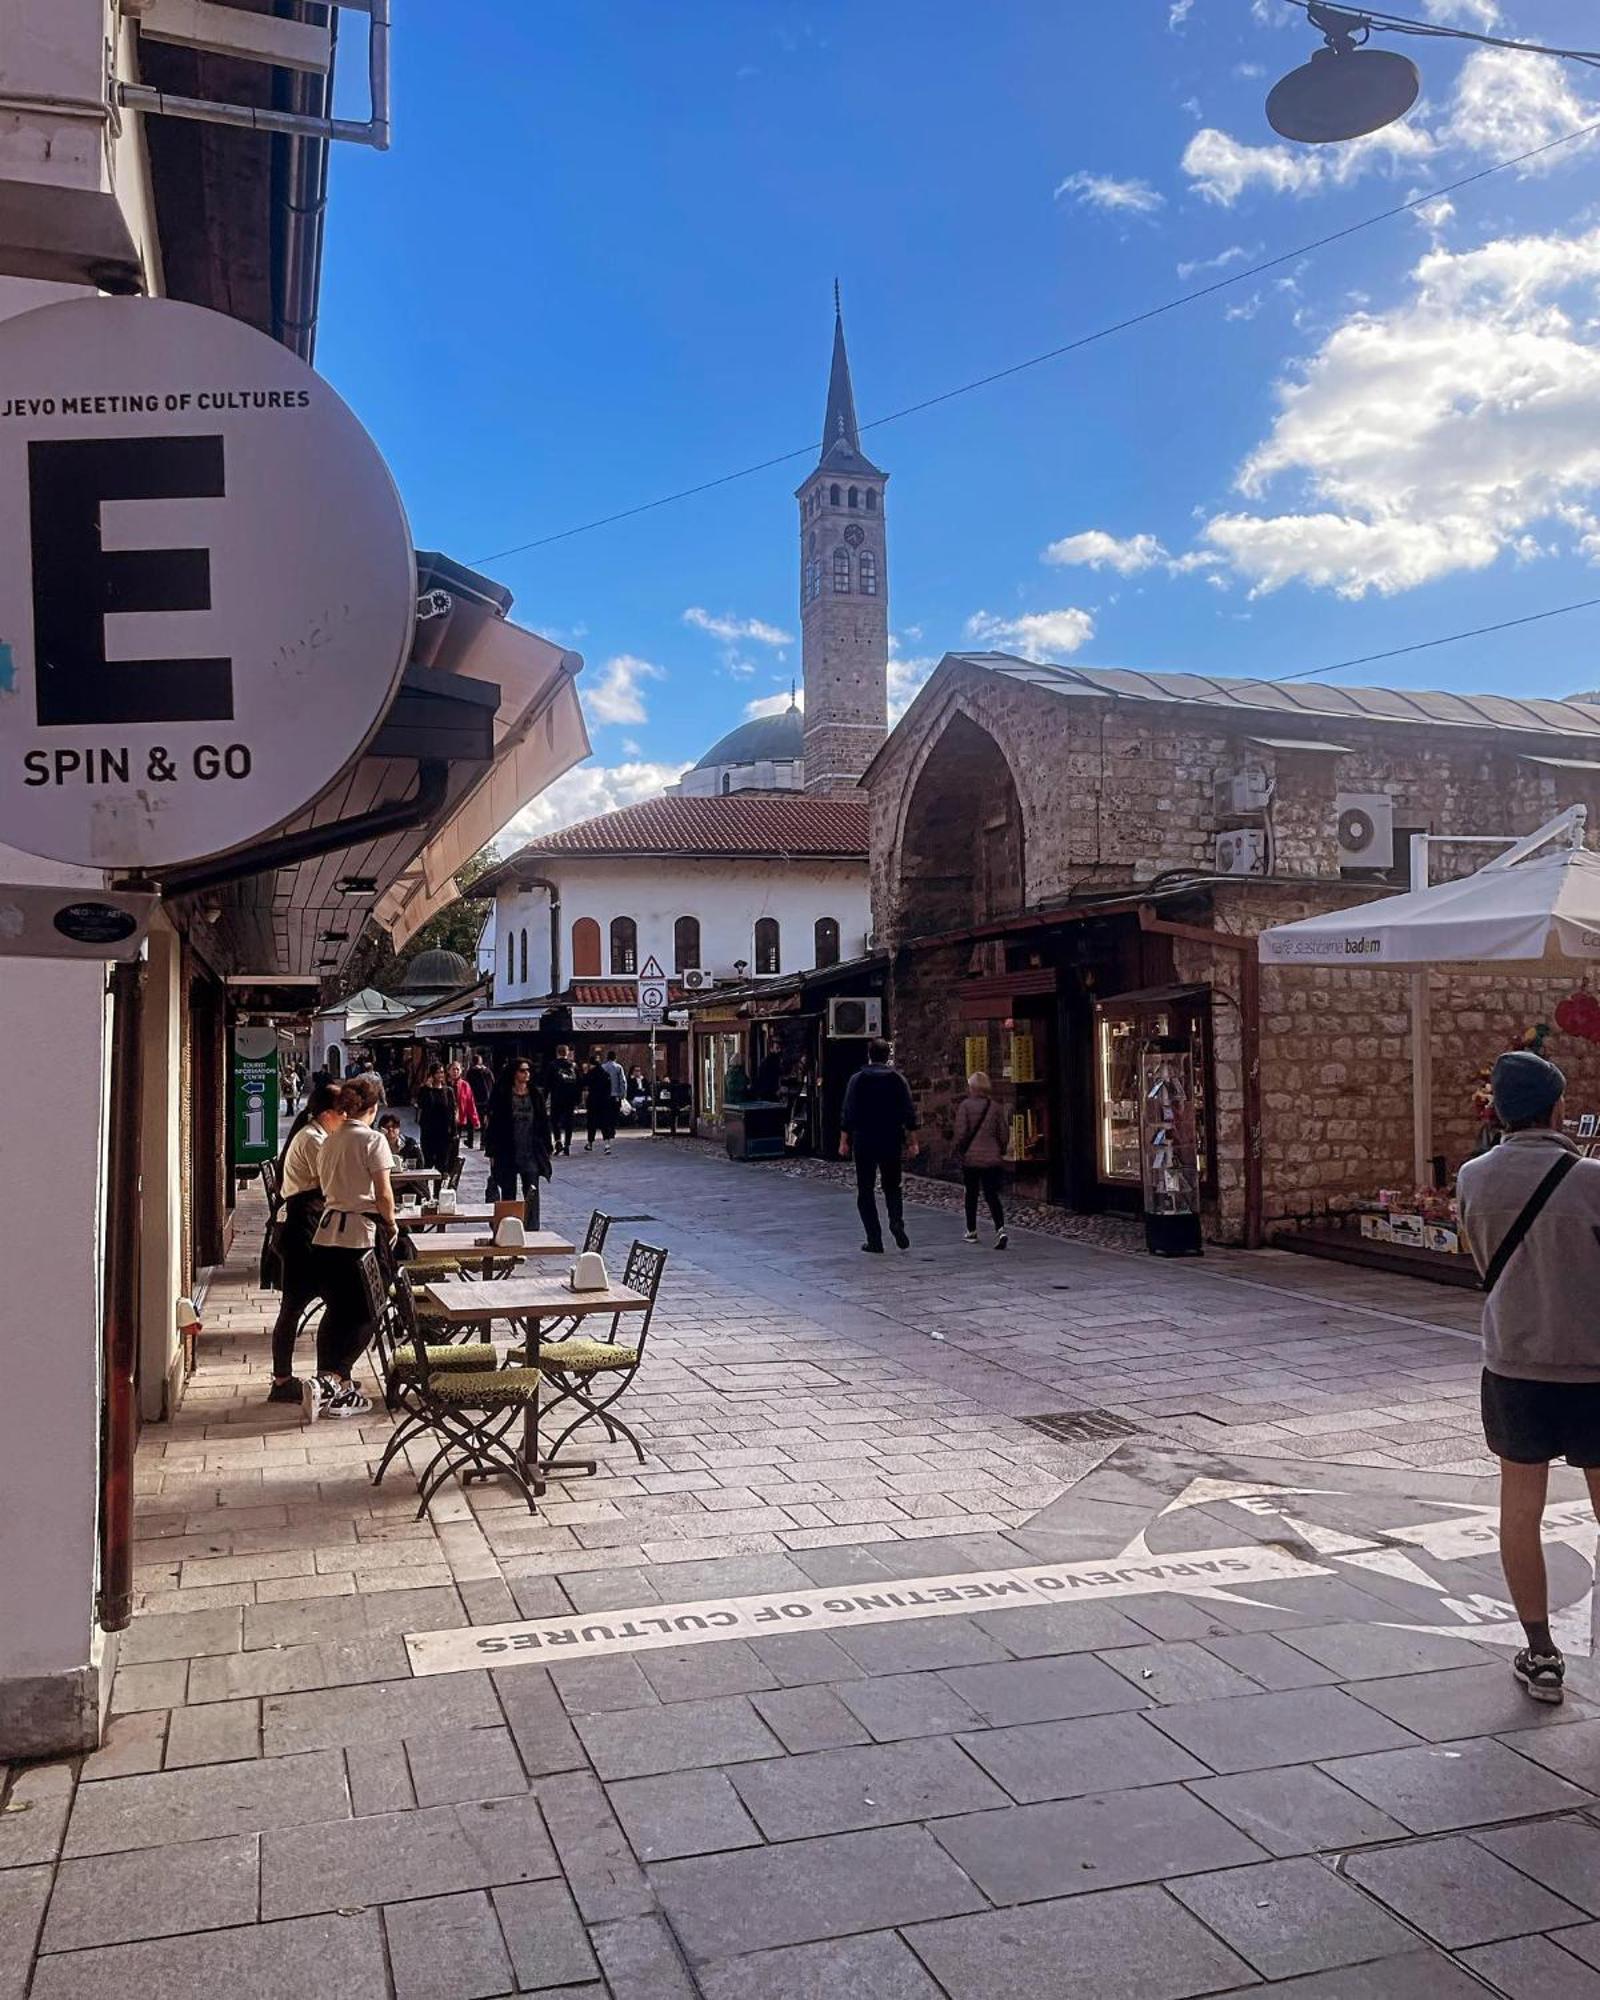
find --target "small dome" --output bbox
[693,702,804,772]
[402,947,472,992]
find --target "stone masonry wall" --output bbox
[870,660,1600,1242]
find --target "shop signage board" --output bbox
[231,1024,280,1167]
[0,882,156,960]
[0,295,415,871]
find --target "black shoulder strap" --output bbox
[1482,1152,1580,1294]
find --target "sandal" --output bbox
[1513,1647,1565,1704]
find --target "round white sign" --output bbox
[0,295,415,869]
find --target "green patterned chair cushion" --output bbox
[423,1365,541,1406]
[537,1338,638,1373]
[392,1341,494,1374]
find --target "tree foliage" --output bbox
[333,846,498,1000]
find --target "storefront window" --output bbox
[699,1031,745,1117]
[1095,989,1213,1193]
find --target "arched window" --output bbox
[814,916,840,968]
[571,917,601,978]
[610,915,637,975]
[754,917,780,976]
[721,771,732,795]
[519,928,528,984]
[829,483,840,506]
[674,915,701,973]
[833,547,851,593]
[865,488,877,512]
[859,549,877,597]
[848,485,859,508]
[506,934,514,985]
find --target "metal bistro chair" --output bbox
[525,1211,613,1347]
[536,1240,666,1468]
[379,1269,542,1516]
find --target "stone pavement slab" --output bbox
[1323,1736,1595,1833]
[956,1710,1211,1801]
[728,1737,1006,1840]
[1167,1854,1416,1979]
[697,1929,944,2000]
[1344,1833,1586,1946]
[930,1782,1264,1903]
[904,1883,1257,1999]
[27,1911,390,2000]
[41,1833,259,1950]
[650,1824,986,1960]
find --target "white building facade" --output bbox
[475,794,870,1042]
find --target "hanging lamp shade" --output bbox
[1266,45,1421,142]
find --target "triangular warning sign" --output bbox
[639,954,665,979]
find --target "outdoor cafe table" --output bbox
[400,1203,497,1230]
[419,1273,649,1486]
[403,1230,574,1269]
[389,1167,441,1193]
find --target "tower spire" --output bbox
[820,284,862,464]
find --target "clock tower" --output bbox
[796,290,888,795]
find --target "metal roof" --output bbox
[949,654,1600,738]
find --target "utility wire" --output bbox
[1280,0,1600,70]
[1255,593,1600,686]
[471,114,1600,568]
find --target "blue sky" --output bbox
[316,0,1600,836]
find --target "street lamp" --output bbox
[1266,6,1419,142]
[1265,1,1600,146]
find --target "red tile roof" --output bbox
[569,981,689,1007]
[487,793,869,875]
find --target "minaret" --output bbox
[796,287,888,794]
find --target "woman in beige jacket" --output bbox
[952,1071,1009,1249]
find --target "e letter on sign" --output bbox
[0,296,415,871]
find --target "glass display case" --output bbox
[1139,1035,1203,1256]
[1094,988,1213,1203]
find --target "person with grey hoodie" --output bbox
[1457,1049,1600,1708]
[952,1071,1009,1249]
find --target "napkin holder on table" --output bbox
[494,1216,526,1248]
[568,1251,608,1292]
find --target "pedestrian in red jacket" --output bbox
[448,1060,481,1151]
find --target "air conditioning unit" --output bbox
[828,996,884,1039]
[1214,828,1269,876]
[680,969,715,992]
[1337,792,1395,870]
[1213,763,1273,817]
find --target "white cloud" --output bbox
[1044,529,1168,574]
[1168,0,1193,26]
[888,634,937,722]
[1177,242,1254,279]
[1199,224,1600,596]
[965,607,1095,660]
[682,606,793,647]
[583,653,664,727]
[621,738,641,755]
[743,689,801,719]
[724,658,756,679]
[1422,0,1499,22]
[497,758,689,845]
[1444,47,1599,168]
[1055,171,1165,216]
[1182,121,1434,206]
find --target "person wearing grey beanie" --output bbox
[1457,1047,1600,1708]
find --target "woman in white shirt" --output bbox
[267,1083,346,1406]
[306,1074,396,1421]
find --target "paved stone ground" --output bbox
[6,1135,1600,1998]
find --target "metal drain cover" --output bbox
[1020,1410,1141,1444]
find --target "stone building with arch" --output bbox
[865,652,1600,1246]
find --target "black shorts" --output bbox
[1481,1369,1600,1467]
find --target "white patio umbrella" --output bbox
[1258,806,1595,1181]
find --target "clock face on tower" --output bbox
[844,523,865,547]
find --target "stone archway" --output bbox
[894,711,1025,939]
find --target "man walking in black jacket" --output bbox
[840,1039,918,1253]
